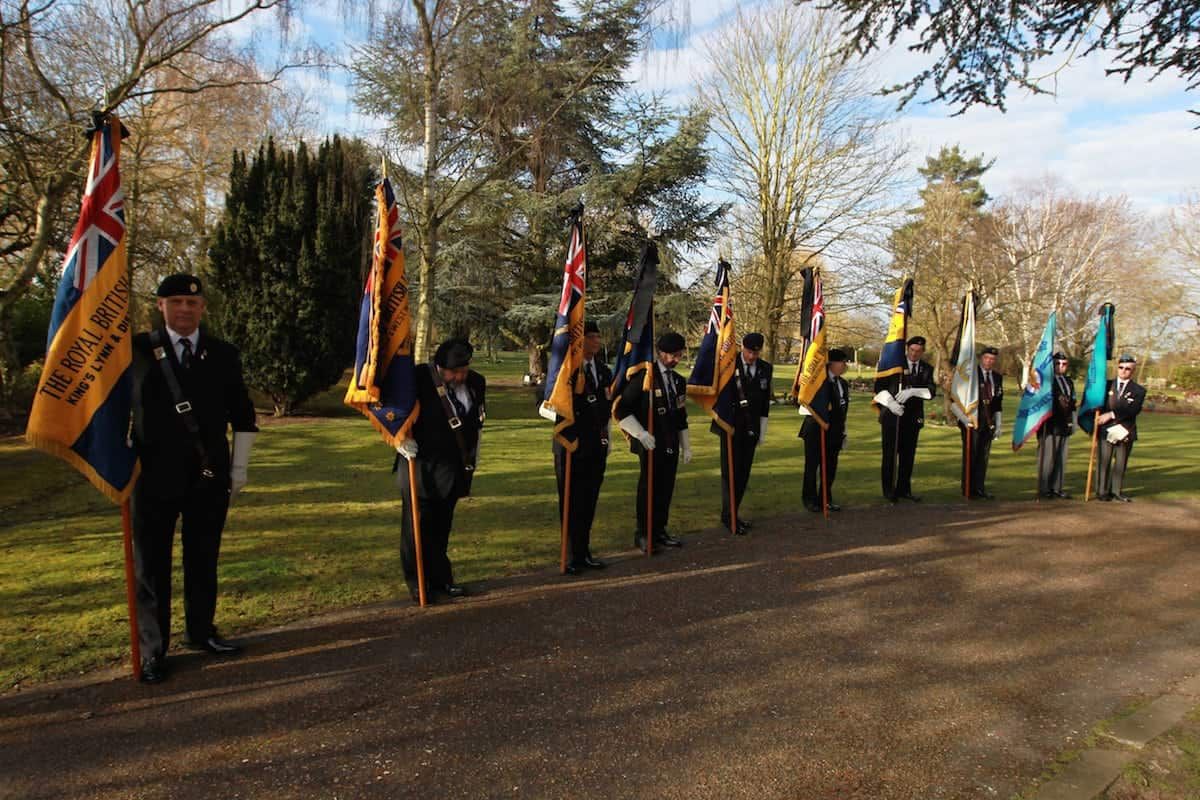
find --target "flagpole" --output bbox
[1085,410,1100,501]
[645,389,655,557]
[726,430,737,533]
[964,426,971,500]
[560,451,572,573]
[121,500,141,681]
[820,429,829,520]
[408,459,428,606]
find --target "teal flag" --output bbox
[1077,303,1115,434]
[1011,312,1056,451]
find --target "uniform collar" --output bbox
[165,326,199,351]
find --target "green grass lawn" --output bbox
[3,359,1199,689]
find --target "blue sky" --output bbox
[249,0,1199,214]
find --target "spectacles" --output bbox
[1118,365,1134,371]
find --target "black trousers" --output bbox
[555,448,607,564]
[719,432,757,524]
[1097,438,1133,497]
[1037,429,1070,495]
[398,458,460,594]
[635,445,679,538]
[802,431,842,506]
[131,478,230,660]
[880,416,922,497]
[959,423,995,495]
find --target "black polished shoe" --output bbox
[1098,493,1113,501]
[972,491,994,500]
[563,563,584,576]
[442,584,468,598]
[828,503,842,512]
[730,520,750,535]
[583,555,607,569]
[897,493,921,502]
[1040,491,1056,499]
[1054,491,1073,499]
[654,533,682,548]
[805,502,821,513]
[139,657,168,684]
[886,494,898,504]
[739,518,754,530]
[185,633,243,656]
[1113,493,1133,503]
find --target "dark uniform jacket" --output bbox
[616,363,688,454]
[130,328,257,496]
[411,364,486,497]
[1045,373,1077,436]
[978,367,1004,432]
[1099,378,1146,443]
[553,359,613,460]
[801,374,850,442]
[876,360,936,427]
[712,357,772,438]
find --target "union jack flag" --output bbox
[687,260,738,432]
[345,176,419,445]
[795,267,832,427]
[26,115,138,502]
[541,207,589,448]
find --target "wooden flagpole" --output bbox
[408,459,428,606]
[964,426,972,500]
[645,382,654,557]
[560,451,572,573]
[1085,410,1100,501]
[726,430,737,532]
[121,500,142,681]
[820,429,829,520]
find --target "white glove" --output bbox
[993,413,1002,439]
[537,402,557,422]
[230,431,256,500]
[758,417,769,441]
[887,398,905,416]
[873,390,905,416]
[396,438,419,460]
[680,429,692,464]
[896,387,932,404]
[949,405,972,426]
[618,415,655,450]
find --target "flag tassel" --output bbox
[121,500,141,681]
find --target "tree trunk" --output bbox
[412,0,440,363]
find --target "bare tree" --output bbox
[698,2,904,362]
[0,0,299,402]
[1168,192,1200,326]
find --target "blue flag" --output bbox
[686,260,738,433]
[1011,312,1056,451]
[540,208,588,449]
[1077,303,1115,434]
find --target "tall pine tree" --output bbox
[209,136,374,415]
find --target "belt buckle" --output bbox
[738,399,749,408]
[174,401,192,414]
[586,394,597,403]
[449,416,463,429]
[666,448,675,455]
[464,463,475,472]
[656,407,666,415]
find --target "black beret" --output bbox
[1118,353,1137,364]
[156,274,203,297]
[906,336,926,347]
[434,338,473,369]
[828,348,848,363]
[981,346,999,356]
[1052,352,1069,361]
[656,331,685,353]
[584,320,600,335]
[742,332,764,350]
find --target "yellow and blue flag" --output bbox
[948,290,980,427]
[610,241,658,405]
[872,278,914,411]
[25,115,138,503]
[1012,311,1057,451]
[795,267,833,428]
[540,208,588,449]
[686,260,737,432]
[344,177,419,445]
[1077,303,1115,434]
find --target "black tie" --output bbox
[663,370,674,407]
[449,388,468,420]
[179,338,193,369]
[586,362,597,390]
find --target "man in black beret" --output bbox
[961,346,1004,499]
[801,348,850,512]
[1094,354,1145,502]
[129,274,258,683]
[715,332,773,534]
[554,320,613,574]
[615,331,689,552]
[1038,352,1076,498]
[394,338,487,601]
[876,335,936,502]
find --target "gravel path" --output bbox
[3,498,1200,800]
